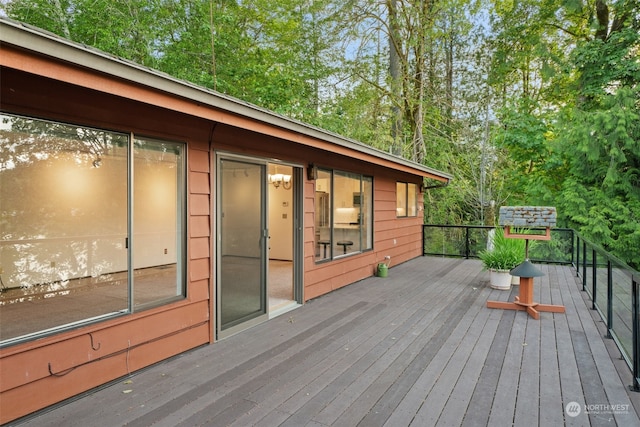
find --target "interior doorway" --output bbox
[267,163,295,316]
[216,154,301,339]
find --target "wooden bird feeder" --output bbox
[486,206,565,320]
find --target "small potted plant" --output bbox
[479,228,525,290]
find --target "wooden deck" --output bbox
[15,257,640,426]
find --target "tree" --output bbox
[6,0,637,265]
[3,0,342,121]
[488,0,640,267]
[3,0,167,67]
[556,25,640,267]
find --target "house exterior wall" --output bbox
[0,67,215,424]
[0,44,433,424]
[209,124,425,300]
[303,167,425,300]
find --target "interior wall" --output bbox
[133,154,180,269]
[220,164,262,258]
[218,161,294,260]
[1,151,127,288]
[268,164,293,261]
[0,149,178,289]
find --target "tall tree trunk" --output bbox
[52,0,71,39]
[209,0,217,91]
[412,9,426,164]
[445,17,454,131]
[388,0,402,155]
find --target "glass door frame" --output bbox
[216,154,268,339]
[215,152,304,339]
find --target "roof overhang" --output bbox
[0,18,452,183]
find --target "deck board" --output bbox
[461,308,515,427]
[539,312,564,427]
[15,257,640,427]
[557,283,592,426]
[408,284,489,426]
[514,315,541,426]
[487,301,526,426]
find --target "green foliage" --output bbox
[3,0,338,121]
[3,0,166,66]
[553,25,640,268]
[3,0,639,268]
[313,72,394,149]
[487,0,640,268]
[493,99,555,204]
[478,228,526,271]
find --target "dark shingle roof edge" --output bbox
[0,17,452,181]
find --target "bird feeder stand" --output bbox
[486,206,566,320]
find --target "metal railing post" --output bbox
[572,230,575,266]
[582,241,587,291]
[631,275,640,391]
[465,226,470,259]
[607,260,613,338]
[592,250,597,310]
[576,235,580,276]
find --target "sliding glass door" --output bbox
[217,158,267,337]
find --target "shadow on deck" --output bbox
[16,257,640,426]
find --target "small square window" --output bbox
[397,182,417,217]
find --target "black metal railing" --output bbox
[422,224,574,264]
[423,224,640,389]
[632,273,640,391]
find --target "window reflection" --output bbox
[314,168,372,261]
[397,182,407,217]
[408,183,417,216]
[0,114,128,343]
[314,169,332,261]
[0,114,186,345]
[396,182,417,217]
[133,137,185,308]
[333,171,361,255]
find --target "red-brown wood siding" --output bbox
[303,169,424,300]
[0,67,214,425]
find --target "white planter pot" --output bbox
[490,269,512,290]
[511,275,520,285]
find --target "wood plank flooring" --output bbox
[14,257,640,426]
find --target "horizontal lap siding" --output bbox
[188,147,213,344]
[0,304,211,423]
[0,48,434,423]
[1,318,210,423]
[0,101,213,424]
[304,172,424,301]
[374,179,423,263]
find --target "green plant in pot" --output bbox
[479,228,526,290]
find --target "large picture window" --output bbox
[0,113,186,346]
[396,182,418,217]
[314,168,372,261]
